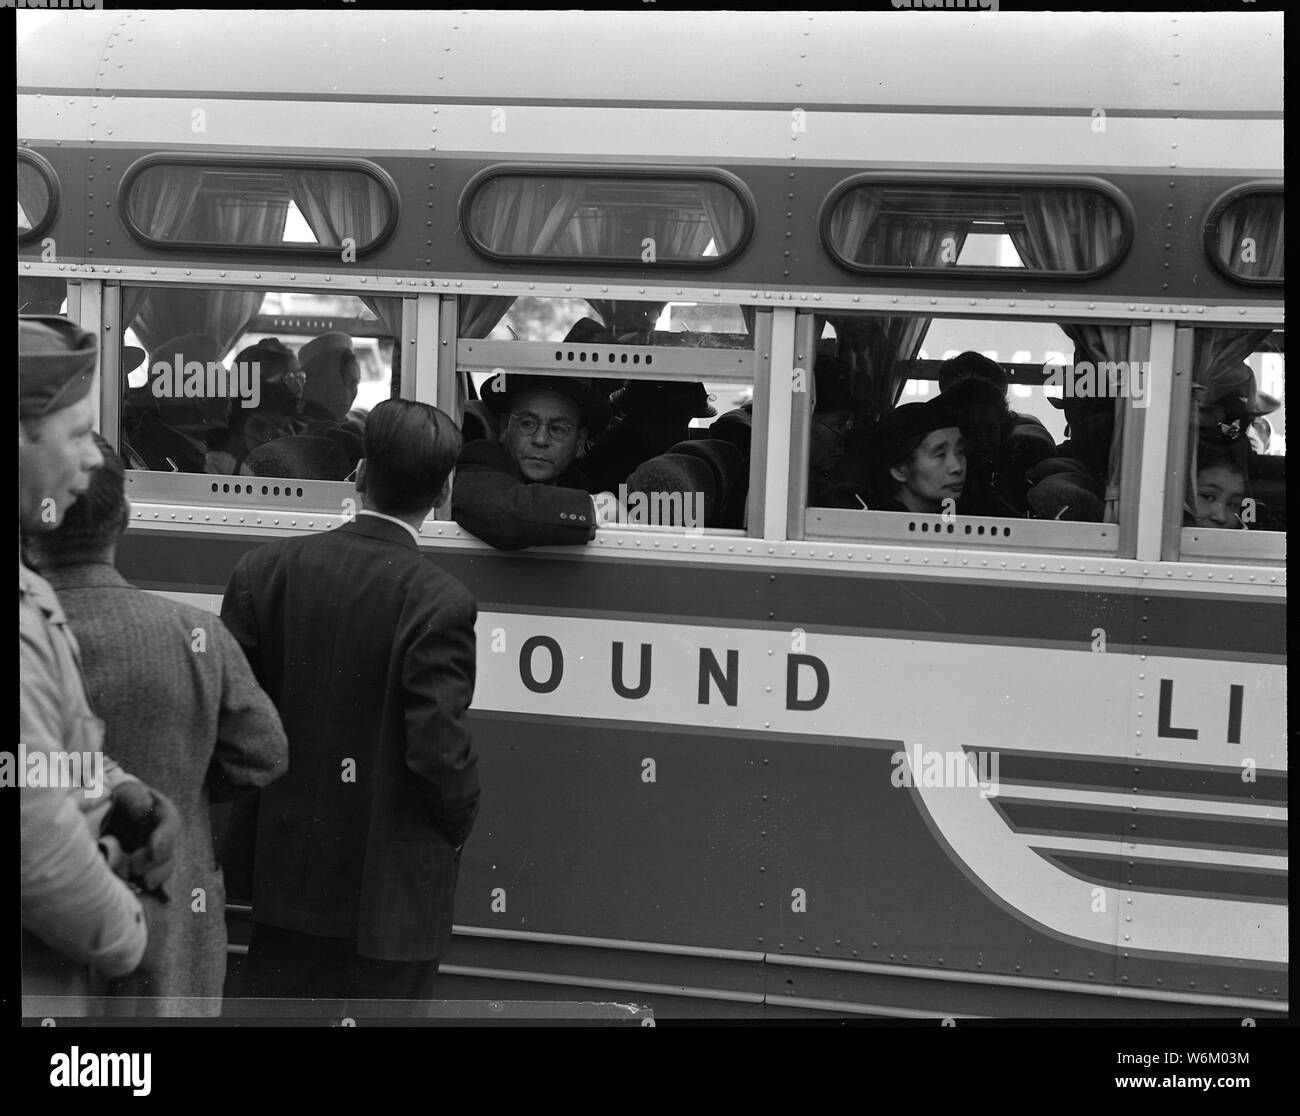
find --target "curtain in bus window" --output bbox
[1215,195,1284,281]
[826,189,882,263]
[829,315,930,422]
[1005,193,1127,521]
[127,166,204,243]
[284,170,386,251]
[356,296,403,400]
[458,182,589,340]
[1064,329,1129,524]
[869,213,969,270]
[1006,190,1124,274]
[123,287,265,357]
[1185,327,1275,522]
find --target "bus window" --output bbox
[118,287,400,480]
[18,275,67,316]
[18,149,58,244]
[461,169,753,267]
[1183,329,1284,537]
[805,313,1133,547]
[822,177,1131,280]
[455,296,755,542]
[120,158,398,256]
[1205,187,1284,286]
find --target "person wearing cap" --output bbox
[453,374,613,550]
[217,337,307,471]
[19,315,181,1012]
[583,378,717,494]
[27,438,288,1017]
[220,399,478,1000]
[299,331,361,427]
[868,396,967,514]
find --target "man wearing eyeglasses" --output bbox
[453,374,615,550]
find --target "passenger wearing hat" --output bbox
[869,395,967,514]
[453,374,613,550]
[19,315,180,1012]
[299,332,361,426]
[217,338,307,470]
[941,350,1053,454]
[941,375,1039,517]
[583,378,717,494]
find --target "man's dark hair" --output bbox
[361,399,462,516]
[35,434,129,563]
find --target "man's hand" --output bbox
[105,782,181,897]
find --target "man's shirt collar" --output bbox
[356,508,421,546]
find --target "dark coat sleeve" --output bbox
[206,616,289,802]
[219,555,261,679]
[452,440,597,550]
[402,588,481,847]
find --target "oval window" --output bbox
[462,168,753,267]
[822,176,1131,280]
[1205,186,1283,286]
[121,157,398,256]
[18,150,58,244]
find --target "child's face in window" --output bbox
[1194,465,1247,529]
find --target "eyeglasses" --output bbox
[508,413,577,440]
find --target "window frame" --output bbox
[18,148,60,245]
[1202,181,1285,289]
[118,153,401,258]
[818,171,1135,283]
[795,311,1148,557]
[1166,323,1286,565]
[112,279,415,511]
[458,163,756,269]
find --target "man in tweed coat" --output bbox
[29,439,288,1017]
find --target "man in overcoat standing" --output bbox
[221,399,480,1000]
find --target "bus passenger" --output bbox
[217,338,306,470]
[941,375,1037,516]
[221,399,479,1001]
[28,437,288,1017]
[1047,393,1115,486]
[939,350,1046,431]
[583,379,716,493]
[808,356,856,508]
[135,334,231,473]
[453,374,614,549]
[299,332,361,428]
[870,396,966,514]
[1188,443,1249,530]
[19,315,181,1013]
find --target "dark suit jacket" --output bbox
[452,439,597,550]
[42,562,288,1016]
[221,515,479,961]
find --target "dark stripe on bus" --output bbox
[995,799,1287,855]
[1034,849,1287,906]
[15,87,1287,119]
[113,531,1286,657]
[994,751,1287,806]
